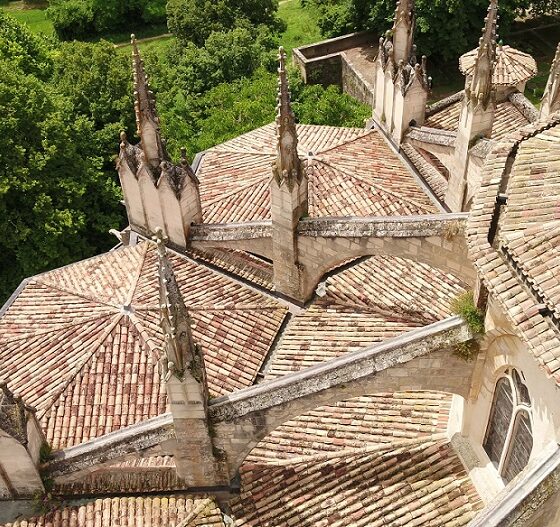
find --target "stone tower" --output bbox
[117,36,202,249]
[154,229,227,486]
[541,43,560,119]
[270,47,309,303]
[447,0,498,212]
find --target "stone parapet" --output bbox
[297,213,468,238]
[469,444,560,526]
[190,222,272,242]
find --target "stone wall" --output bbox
[341,55,374,107]
[293,31,375,87]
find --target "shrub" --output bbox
[451,291,485,335]
[166,0,284,46]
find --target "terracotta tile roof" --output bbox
[233,393,482,526]
[1,495,226,527]
[267,255,467,377]
[0,242,287,449]
[54,456,185,496]
[401,143,448,201]
[189,248,274,291]
[424,99,530,141]
[459,45,537,86]
[197,124,437,223]
[467,114,560,383]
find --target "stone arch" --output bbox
[297,233,476,300]
[210,318,475,477]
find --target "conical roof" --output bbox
[459,44,537,86]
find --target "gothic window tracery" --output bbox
[483,368,533,483]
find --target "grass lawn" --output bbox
[278,0,322,54]
[1,1,53,35]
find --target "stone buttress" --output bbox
[270,47,309,303]
[373,0,430,144]
[154,229,228,487]
[447,0,498,211]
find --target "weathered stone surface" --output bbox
[297,213,468,238]
[469,444,560,526]
[44,413,175,480]
[209,316,475,473]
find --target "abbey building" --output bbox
[1,1,560,525]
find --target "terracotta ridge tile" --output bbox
[312,129,375,156]
[124,242,150,306]
[202,176,270,209]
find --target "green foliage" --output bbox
[451,291,485,335]
[277,0,322,53]
[0,19,129,302]
[47,0,166,40]
[166,0,284,46]
[0,11,52,77]
[451,291,485,361]
[291,76,370,127]
[145,27,277,97]
[39,442,53,463]
[304,0,560,62]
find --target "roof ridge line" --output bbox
[244,433,449,468]
[310,127,374,156]
[33,280,120,311]
[0,311,118,344]
[202,176,270,209]
[125,242,150,306]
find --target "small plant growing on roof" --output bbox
[451,291,485,361]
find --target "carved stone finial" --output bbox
[153,227,201,381]
[467,0,498,109]
[541,42,560,118]
[392,0,415,63]
[131,35,168,169]
[273,46,303,189]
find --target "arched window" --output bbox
[483,368,533,483]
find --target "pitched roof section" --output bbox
[0,494,226,527]
[424,99,530,141]
[197,124,437,223]
[467,115,560,383]
[0,242,287,450]
[267,255,467,378]
[233,393,482,527]
[459,45,537,87]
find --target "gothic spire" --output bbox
[467,0,498,109]
[154,227,197,380]
[273,46,303,189]
[392,0,415,63]
[131,34,168,170]
[541,42,560,118]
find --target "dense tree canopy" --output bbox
[166,0,284,45]
[304,0,560,61]
[0,14,132,300]
[47,0,166,40]
[0,10,370,302]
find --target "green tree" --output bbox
[166,0,284,46]
[0,18,130,301]
[306,0,560,62]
